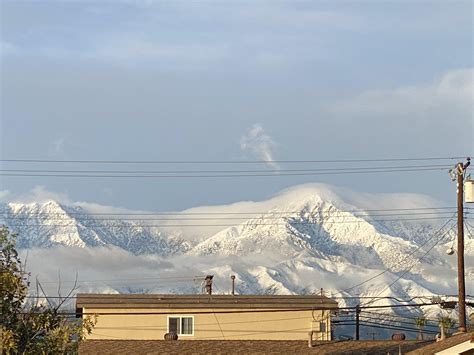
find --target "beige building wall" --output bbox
[84,307,332,341]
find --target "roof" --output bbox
[79,340,430,354]
[76,294,338,310]
[406,332,474,355]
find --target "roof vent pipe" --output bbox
[231,275,236,295]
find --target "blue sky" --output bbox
[1,0,473,210]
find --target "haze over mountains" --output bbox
[1,183,472,314]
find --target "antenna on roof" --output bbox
[204,275,214,295]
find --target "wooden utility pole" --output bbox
[355,304,360,340]
[456,160,469,332]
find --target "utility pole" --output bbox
[450,158,470,332]
[355,304,360,340]
[455,158,470,332]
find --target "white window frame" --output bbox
[167,315,195,336]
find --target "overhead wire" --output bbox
[18,302,443,316]
[360,310,452,324]
[21,302,445,317]
[465,220,474,239]
[36,275,207,285]
[21,294,452,301]
[0,167,450,178]
[86,318,440,335]
[341,215,457,294]
[1,216,455,228]
[0,156,466,164]
[0,211,457,222]
[361,223,457,306]
[0,206,457,216]
[337,314,440,330]
[0,164,452,174]
[347,320,439,334]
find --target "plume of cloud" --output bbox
[48,137,65,157]
[240,124,279,169]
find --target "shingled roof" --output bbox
[406,332,474,355]
[79,339,431,354]
[76,294,338,311]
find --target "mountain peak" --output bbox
[1,184,467,313]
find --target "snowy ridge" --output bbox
[1,183,472,316]
[2,200,191,255]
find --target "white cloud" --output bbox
[12,186,72,204]
[17,243,468,302]
[19,246,178,296]
[331,68,473,122]
[325,68,473,155]
[240,124,279,169]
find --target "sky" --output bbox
[0,0,473,211]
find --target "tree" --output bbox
[1,226,96,354]
[415,316,426,340]
[1,226,28,352]
[437,316,455,340]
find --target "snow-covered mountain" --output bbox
[1,200,191,255]
[1,183,473,315]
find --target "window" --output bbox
[311,320,326,332]
[168,316,194,336]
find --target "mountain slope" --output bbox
[1,183,471,305]
[1,201,191,255]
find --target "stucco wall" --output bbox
[83,307,332,341]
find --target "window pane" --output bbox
[320,322,326,333]
[181,317,193,335]
[169,317,180,334]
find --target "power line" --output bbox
[0,167,450,178]
[90,314,321,329]
[0,211,457,222]
[0,206,457,216]
[354,320,439,335]
[333,321,439,335]
[360,310,451,324]
[0,164,452,175]
[90,326,314,340]
[341,216,457,293]
[362,224,457,306]
[23,302,444,316]
[338,314,440,330]
[22,294,448,301]
[1,216,454,228]
[0,156,466,164]
[84,316,440,334]
[0,163,452,173]
[465,220,474,239]
[36,275,207,285]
